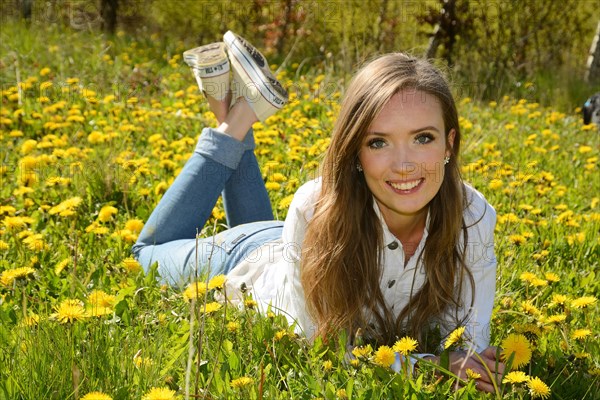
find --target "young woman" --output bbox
[133,31,503,392]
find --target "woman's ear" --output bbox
[447,128,456,151]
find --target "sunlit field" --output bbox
[1,23,598,399]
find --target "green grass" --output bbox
[0,22,599,399]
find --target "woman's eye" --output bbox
[367,138,386,149]
[415,133,434,144]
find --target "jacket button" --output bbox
[387,241,399,250]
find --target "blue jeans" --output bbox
[132,128,284,287]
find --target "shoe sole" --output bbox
[183,43,230,78]
[224,32,288,113]
[183,42,230,100]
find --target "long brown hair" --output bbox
[300,53,474,350]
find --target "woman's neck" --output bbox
[379,206,428,261]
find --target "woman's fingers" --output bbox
[474,379,495,393]
[449,350,506,393]
[480,346,499,359]
[478,346,506,378]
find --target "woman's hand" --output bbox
[422,346,505,393]
[448,346,505,393]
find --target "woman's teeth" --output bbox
[389,179,421,191]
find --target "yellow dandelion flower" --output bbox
[52,299,88,323]
[22,313,40,327]
[182,282,207,301]
[530,278,548,287]
[271,172,287,182]
[520,272,537,282]
[572,329,592,340]
[124,218,144,233]
[509,234,527,246]
[121,257,141,273]
[244,299,258,309]
[21,233,46,251]
[502,371,529,384]
[336,388,348,399]
[278,194,294,210]
[142,387,178,400]
[527,376,551,399]
[322,360,333,372]
[352,344,373,359]
[520,300,541,316]
[392,336,418,356]
[39,67,51,76]
[544,314,566,324]
[48,196,83,217]
[350,359,360,368]
[88,290,116,308]
[208,274,226,289]
[444,326,466,349]
[549,294,568,307]
[0,240,9,251]
[81,392,113,400]
[0,267,36,286]
[227,321,240,332]
[2,216,35,231]
[489,179,503,190]
[274,330,287,341]
[98,205,118,222]
[230,376,254,388]
[202,301,222,314]
[544,272,560,283]
[501,334,532,368]
[466,368,481,379]
[0,205,17,216]
[571,296,597,309]
[134,355,154,368]
[265,181,281,191]
[373,345,395,367]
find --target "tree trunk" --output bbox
[276,0,294,56]
[100,0,119,34]
[17,0,32,21]
[585,21,600,83]
[425,24,441,59]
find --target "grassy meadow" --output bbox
[0,22,599,399]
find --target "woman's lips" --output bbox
[387,178,424,192]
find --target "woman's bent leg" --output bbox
[222,132,274,227]
[133,127,253,279]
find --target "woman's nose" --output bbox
[390,147,416,175]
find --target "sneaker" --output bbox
[183,42,230,101]
[223,31,288,121]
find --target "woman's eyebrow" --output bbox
[409,125,441,134]
[365,126,441,136]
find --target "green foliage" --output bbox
[0,20,599,400]
[2,0,599,109]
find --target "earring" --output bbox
[356,162,363,172]
[444,156,450,165]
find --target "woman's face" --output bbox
[358,90,454,228]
